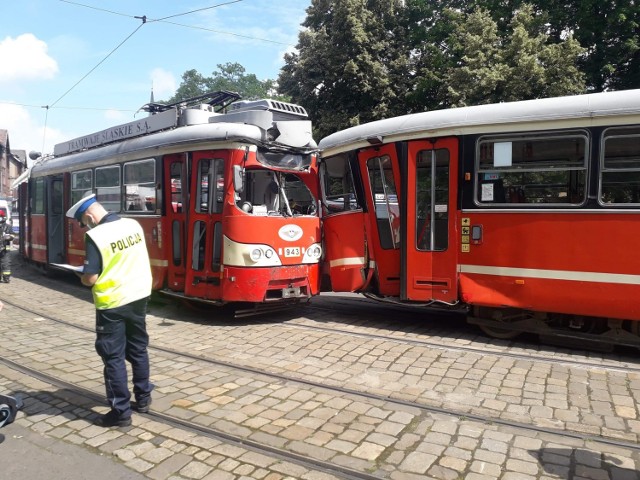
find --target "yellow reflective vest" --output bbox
[85,218,152,310]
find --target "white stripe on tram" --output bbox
[329,257,366,268]
[459,264,640,286]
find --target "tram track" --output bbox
[0,348,378,480]
[3,297,640,454]
[16,267,640,374]
[295,304,640,375]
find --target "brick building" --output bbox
[0,129,27,210]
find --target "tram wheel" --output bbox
[473,306,522,340]
[478,324,521,340]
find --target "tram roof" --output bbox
[30,99,316,177]
[31,122,264,176]
[318,89,640,156]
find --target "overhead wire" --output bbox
[48,22,145,108]
[33,0,288,152]
[152,0,245,21]
[153,20,290,46]
[41,17,146,152]
[49,0,291,109]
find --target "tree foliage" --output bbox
[278,0,408,139]
[279,0,637,137]
[465,0,640,91]
[164,62,281,104]
[442,6,585,107]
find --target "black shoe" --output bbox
[1,276,9,283]
[135,396,152,413]
[95,410,132,427]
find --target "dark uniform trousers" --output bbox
[95,297,153,418]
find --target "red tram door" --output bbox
[402,138,459,302]
[164,155,187,291]
[358,144,403,296]
[184,152,226,300]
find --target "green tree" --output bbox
[442,6,585,107]
[282,1,590,137]
[165,62,281,104]
[463,0,640,91]
[278,0,408,139]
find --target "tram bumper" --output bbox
[223,264,319,303]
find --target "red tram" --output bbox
[19,92,322,311]
[318,89,640,348]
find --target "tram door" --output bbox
[46,176,64,264]
[358,144,403,296]
[321,153,368,292]
[164,155,187,291]
[184,152,226,300]
[402,138,459,302]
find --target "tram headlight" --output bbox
[249,248,263,262]
[302,243,322,264]
[223,236,283,267]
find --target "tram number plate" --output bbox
[284,247,301,257]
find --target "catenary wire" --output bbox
[29,0,291,151]
[151,0,245,21]
[48,23,145,108]
[59,0,293,47]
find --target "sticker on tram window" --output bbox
[284,247,301,257]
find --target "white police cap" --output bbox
[66,192,97,221]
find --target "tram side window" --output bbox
[476,133,587,205]
[196,159,224,214]
[31,178,45,214]
[367,155,399,250]
[95,166,121,213]
[192,220,206,271]
[170,162,183,213]
[600,127,640,205]
[52,179,64,214]
[416,149,450,252]
[124,159,156,212]
[71,170,92,205]
[321,153,360,214]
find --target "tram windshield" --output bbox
[235,169,317,217]
[257,151,312,170]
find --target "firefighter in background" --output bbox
[0,211,13,283]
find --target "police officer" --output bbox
[66,193,154,427]
[0,211,13,283]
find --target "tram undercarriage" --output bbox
[467,306,640,351]
[360,288,640,351]
[158,287,310,318]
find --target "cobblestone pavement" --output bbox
[0,252,639,480]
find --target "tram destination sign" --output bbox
[54,109,178,156]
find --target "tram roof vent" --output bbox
[228,99,308,120]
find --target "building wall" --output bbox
[0,131,26,207]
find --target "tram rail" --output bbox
[2,297,639,452]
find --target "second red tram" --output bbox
[318,89,640,348]
[19,92,322,310]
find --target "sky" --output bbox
[0,0,311,160]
